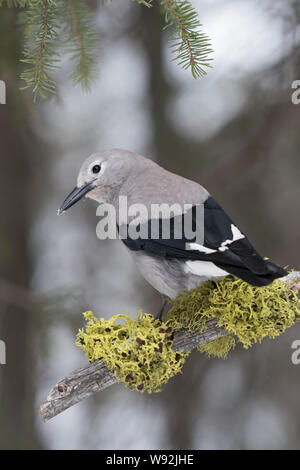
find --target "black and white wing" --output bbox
[120,196,287,286]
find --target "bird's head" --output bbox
[58,149,137,215]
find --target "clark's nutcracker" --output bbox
[58,149,287,314]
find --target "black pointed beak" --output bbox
[57,181,95,215]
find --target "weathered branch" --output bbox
[39,273,300,422]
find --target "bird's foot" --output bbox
[154,297,169,322]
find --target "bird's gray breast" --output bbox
[129,250,212,299]
[130,251,186,299]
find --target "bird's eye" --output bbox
[92,164,101,174]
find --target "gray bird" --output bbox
[58,149,287,318]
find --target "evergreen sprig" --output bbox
[0,0,213,101]
[160,0,213,78]
[136,0,153,7]
[0,0,28,7]
[20,0,61,101]
[64,0,99,91]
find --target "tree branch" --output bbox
[36,0,49,91]
[38,273,300,422]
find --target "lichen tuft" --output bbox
[198,336,236,359]
[76,276,300,388]
[76,311,188,393]
[166,276,300,358]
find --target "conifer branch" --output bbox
[0,0,213,100]
[136,0,153,7]
[167,0,195,67]
[64,0,99,90]
[37,0,50,89]
[38,272,300,422]
[20,0,60,101]
[160,0,213,78]
[0,0,28,6]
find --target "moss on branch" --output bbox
[76,275,300,393]
[76,311,188,393]
[167,276,300,358]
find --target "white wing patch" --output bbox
[186,243,216,254]
[184,260,228,277]
[186,224,245,254]
[219,224,244,251]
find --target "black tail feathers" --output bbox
[216,260,287,287]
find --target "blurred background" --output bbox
[0,0,300,450]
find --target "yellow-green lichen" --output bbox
[76,276,300,390]
[166,276,300,358]
[76,311,188,393]
[198,336,236,359]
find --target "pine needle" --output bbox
[161,0,213,78]
[136,0,153,7]
[0,0,28,7]
[20,0,60,102]
[64,0,99,91]
[1,0,214,101]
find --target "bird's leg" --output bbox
[154,296,169,322]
